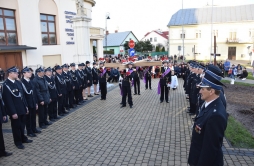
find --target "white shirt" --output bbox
[204,98,217,108]
[8,78,15,83]
[24,78,30,82]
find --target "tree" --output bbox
[161,47,165,52]
[123,41,129,51]
[155,46,160,52]
[143,40,153,52]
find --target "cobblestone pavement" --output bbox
[1,78,254,166]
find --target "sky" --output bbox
[91,0,254,40]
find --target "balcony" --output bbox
[227,38,253,44]
[226,38,239,43]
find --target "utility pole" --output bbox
[182,0,185,62]
[214,36,217,65]
[210,0,214,63]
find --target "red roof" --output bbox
[144,30,169,40]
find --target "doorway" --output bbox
[228,47,236,60]
[0,52,23,71]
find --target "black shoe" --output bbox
[150,88,152,90]
[78,102,83,105]
[120,102,122,104]
[49,119,56,122]
[121,105,126,108]
[16,145,25,149]
[69,105,75,108]
[145,88,148,90]
[160,101,163,103]
[63,111,69,114]
[59,114,64,116]
[130,105,133,108]
[100,98,105,100]
[189,113,195,116]
[166,101,169,103]
[27,133,36,137]
[94,93,99,95]
[186,111,191,113]
[23,140,33,143]
[134,93,137,95]
[88,94,93,97]
[138,94,141,95]
[33,129,41,134]
[39,125,47,129]
[45,121,53,125]
[2,151,12,157]
[54,116,60,119]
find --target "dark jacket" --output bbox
[122,75,132,87]
[21,78,38,109]
[190,74,201,104]
[98,68,107,83]
[82,69,88,88]
[77,69,84,88]
[0,92,6,123]
[86,67,93,82]
[33,76,50,104]
[133,71,140,80]
[144,66,152,78]
[70,70,80,90]
[2,79,27,116]
[55,73,67,95]
[92,67,99,83]
[45,75,58,100]
[160,67,171,86]
[63,71,73,92]
[188,98,227,166]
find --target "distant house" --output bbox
[168,4,254,61]
[141,29,169,51]
[103,31,139,55]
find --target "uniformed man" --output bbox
[62,64,74,110]
[158,61,171,103]
[69,63,81,105]
[2,66,32,149]
[133,68,140,95]
[0,88,12,156]
[33,67,52,129]
[85,61,93,97]
[44,67,59,121]
[77,64,85,103]
[81,63,88,100]
[144,66,152,90]
[55,65,68,116]
[120,70,133,108]
[188,72,228,166]
[21,67,40,137]
[92,62,99,95]
[98,62,107,100]
[185,62,196,112]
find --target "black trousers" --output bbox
[122,86,133,106]
[10,115,28,146]
[65,90,74,109]
[58,94,66,115]
[73,89,80,104]
[190,102,197,114]
[160,84,169,102]
[38,104,48,127]
[0,123,6,156]
[79,87,83,102]
[145,77,151,89]
[112,76,119,82]
[99,82,107,99]
[26,107,36,134]
[48,99,57,119]
[134,79,140,94]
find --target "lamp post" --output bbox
[181,0,185,62]
[105,12,110,54]
[210,0,214,63]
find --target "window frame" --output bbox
[40,14,57,45]
[0,8,18,46]
[154,37,157,42]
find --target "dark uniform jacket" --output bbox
[45,76,58,100]
[185,72,195,95]
[98,68,107,83]
[33,76,50,104]
[63,71,72,92]
[144,66,152,78]
[70,70,80,90]
[21,78,38,109]
[82,69,87,88]
[160,67,171,86]
[55,73,67,95]
[2,79,27,116]
[77,69,84,88]
[133,71,140,80]
[122,75,132,87]
[85,67,93,82]
[0,92,6,123]
[190,74,201,104]
[188,98,227,166]
[92,67,99,84]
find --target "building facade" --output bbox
[168,4,254,61]
[141,29,169,51]
[0,0,104,71]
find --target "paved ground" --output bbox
[1,78,254,166]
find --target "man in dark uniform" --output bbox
[33,67,52,129]
[70,63,80,105]
[77,64,85,103]
[55,65,68,116]
[62,64,74,110]
[144,66,152,90]
[44,67,59,121]
[2,66,32,149]
[121,70,133,108]
[98,62,107,100]
[82,63,88,100]
[186,63,196,112]
[0,88,12,156]
[188,72,228,166]
[21,67,40,137]
[133,68,140,95]
[92,62,99,95]
[85,61,93,97]
[159,61,171,103]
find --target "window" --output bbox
[0,8,18,45]
[213,30,218,37]
[150,38,153,42]
[40,14,56,45]
[180,30,185,39]
[196,30,201,38]
[154,37,157,42]
[249,29,254,37]
[229,31,237,40]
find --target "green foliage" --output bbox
[93,46,97,53]
[247,72,254,80]
[225,116,254,148]
[103,50,114,54]
[161,47,165,52]
[155,46,160,52]
[123,41,129,51]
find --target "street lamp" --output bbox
[105,12,110,54]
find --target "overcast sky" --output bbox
[91,0,254,40]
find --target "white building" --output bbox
[141,29,169,51]
[0,0,104,71]
[168,4,254,61]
